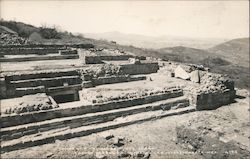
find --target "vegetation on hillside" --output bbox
[0,20,61,39]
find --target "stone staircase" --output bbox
[5,70,82,97]
[0,87,195,153]
[3,70,149,98]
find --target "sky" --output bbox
[0,0,249,39]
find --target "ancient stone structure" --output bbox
[0,45,236,153]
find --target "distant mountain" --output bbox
[158,46,214,63]
[208,38,249,67]
[84,31,227,49]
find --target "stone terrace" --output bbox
[0,45,236,153]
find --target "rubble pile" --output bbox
[81,86,180,104]
[0,33,31,45]
[84,64,122,78]
[89,48,127,56]
[182,72,234,96]
[3,94,59,114]
[164,62,234,94]
[196,73,233,94]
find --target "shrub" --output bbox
[39,25,61,39]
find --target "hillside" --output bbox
[0,26,17,34]
[155,42,249,89]
[0,20,249,89]
[158,46,217,63]
[85,31,226,49]
[208,38,249,67]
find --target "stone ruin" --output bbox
[0,44,236,153]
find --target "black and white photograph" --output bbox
[0,0,249,158]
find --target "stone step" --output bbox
[91,75,146,86]
[81,81,93,88]
[0,96,189,141]
[13,84,82,97]
[47,84,82,93]
[0,54,79,62]
[11,75,82,88]
[1,88,184,128]
[15,86,46,97]
[1,106,195,153]
[5,70,80,81]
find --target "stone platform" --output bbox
[0,47,236,154]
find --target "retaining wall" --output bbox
[0,44,94,49]
[0,78,7,99]
[83,55,146,64]
[5,70,79,81]
[0,48,63,55]
[119,63,159,75]
[83,56,103,64]
[91,75,146,86]
[0,44,94,55]
[0,54,79,62]
[194,89,236,110]
[59,50,77,55]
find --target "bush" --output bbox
[39,25,61,39]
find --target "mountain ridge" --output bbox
[84,31,228,49]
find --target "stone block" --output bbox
[174,65,190,80]
[190,70,200,83]
[83,56,103,64]
[59,50,77,55]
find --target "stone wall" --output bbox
[100,55,146,61]
[91,75,146,86]
[2,70,81,99]
[0,48,63,55]
[119,63,159,75]
[0,54,79,62]
[0,44,94,55]
[193,89,236,110]
[158,62,237,110]
[83,56,103,64]
[83,55,146,64]
[59,50,77,55]
[5,70,79,81]
[0,44,94,49]
[0,77,7,99]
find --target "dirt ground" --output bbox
[2,89,249,159]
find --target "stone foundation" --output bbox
[91,75,146,86]
[0,44,93,55]
[83,56,103,64]
[1,89,184,128]
[0,77,7,99]
[83,55,146,64]
[119,63,159,75]
[59,50,78,55]
[193,89,236,110]
[0,54,79,62]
